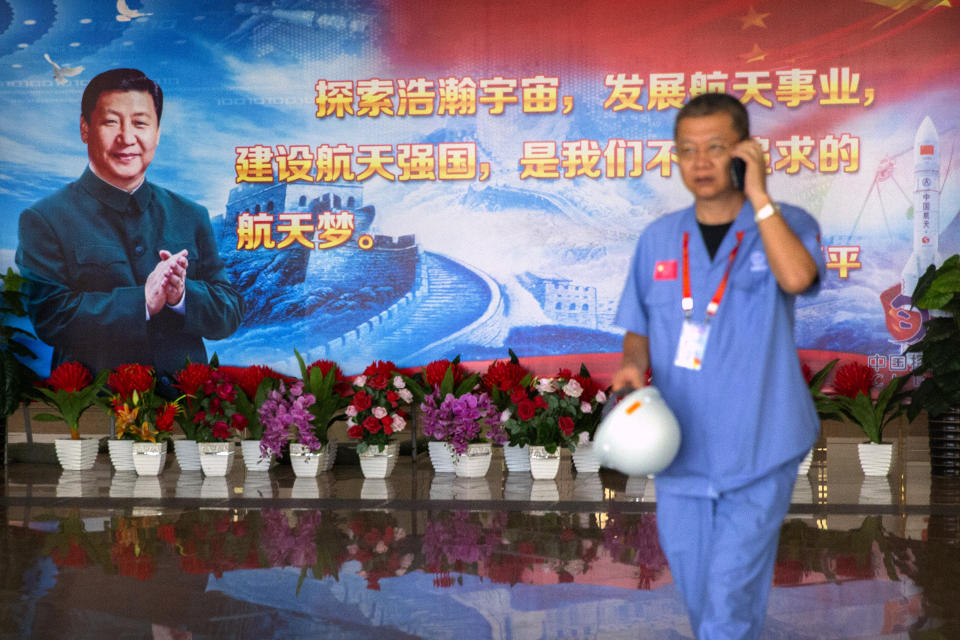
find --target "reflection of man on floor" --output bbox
[613,93,825,639]
[16,68,242,389]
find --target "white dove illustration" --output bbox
[44,53,84,86]
[116,0,153,22]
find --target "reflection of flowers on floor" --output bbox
[111,515,163,580]
[345,513,415,590]
[601,513,668,590]
[167,511,262,578]
[488,512,603,586]
[261,509,348,582]
[423,511,506,587]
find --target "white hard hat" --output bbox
[594,386,681,476]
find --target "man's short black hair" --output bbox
[674,92,749,141]
[81,68,163,123]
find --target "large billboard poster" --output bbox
[1,0,958,378]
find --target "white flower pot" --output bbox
[428,441,456,473]
[454,443,492,478]
[358,442,400,478]
[290,442,325,477]
[132,441,167,476]
[320,439,337,472]
[108,439,135,472]
[198,441,235,476]
[241,439,273,472]
[54,438,98,471]
[529,445,561,480]
[504,444,531,472]
[572,441,601,473]
[858,442,894,476]
[174,439,201,471]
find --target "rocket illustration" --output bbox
[901,116,942,299]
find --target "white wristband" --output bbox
[754,202,779,223]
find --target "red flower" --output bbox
[363,360,397,390]
[517,399,536,421]
[212,420,233,439]
[352,390,372,412]
[386,390,399,407]
[156,403,177,431]
[307,359,343,380]
[347,424,363,439]
[226,365,281,399]
[424,359,468,389]
[108,363,155,400]
[558,415,575,436]
[231,413,249,431]
[802,363,814,385]
[833,362,873,399]
[363,416,382,434]
[46,361,93,392]
[174,363,213,396]
[483,360,530,393]
[510,388,528,404]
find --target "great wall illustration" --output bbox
[213,181,618,373]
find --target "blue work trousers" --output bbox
[656,463,798,639]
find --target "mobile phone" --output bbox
[730,158,746,191]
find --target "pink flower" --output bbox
[562,379,583,398]
[391,413,406,432]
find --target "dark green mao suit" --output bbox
[16,168,243,388]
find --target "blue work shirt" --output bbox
[615,200,826,497]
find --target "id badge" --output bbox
[674,319,711,371]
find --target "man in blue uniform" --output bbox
[16,68,242,391]
[613,93,825,639]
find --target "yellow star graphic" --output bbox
[740,6,771,29]
[740,43,767,63]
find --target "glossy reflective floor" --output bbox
[3,438,960,639]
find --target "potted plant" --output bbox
[103,363,180,476]
[224,364,287,471]
[346,360,413,478]
[547,365,608,473]
[420,357,506,478]
[32,361,108,470]
[295,351,354,471]
[173,362,244,476]
[800,358,844,475]
[904,254,960,476]
[482,350,535,472]
[257,379,323,477]
[498,372,579,480]
[1,268,38,469]
[821,360,908,476]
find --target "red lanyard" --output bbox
[681,230,745,320]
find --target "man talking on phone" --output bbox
[612,92,825,639]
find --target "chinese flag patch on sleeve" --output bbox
[654,260,678,280]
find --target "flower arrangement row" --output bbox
[32,349,610,458]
